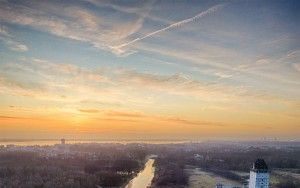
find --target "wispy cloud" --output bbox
[0,26,28,52]
[293,63,300,72]
[78,109,99,113]
[0,1,154,55]
[85,0,169,24]
[1,58,298,108]
[0,115,28,120]
[106,110,144,118]
[92,109,226,127]
[136,40,300,88]
[0,1,299,139]
[113,4,225,51]
[0,1,232,60]
[156,116,225,127]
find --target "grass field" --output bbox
[186,167,243,188]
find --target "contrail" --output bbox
[113,4,225,50]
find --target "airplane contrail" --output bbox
[113,4,225,50]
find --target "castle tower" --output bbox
[249,159,269,188]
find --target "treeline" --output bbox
[186,147,300,171]
[272,173,300,188]
[0,144,147,188]
[151,151,189,187]
[84,158,142,187]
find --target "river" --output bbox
[125,158,155,188]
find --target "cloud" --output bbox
[114,69,237,98]
[0,26,10,36]
[293,63,300,72]
[5,40,28,52]
[113,3,225,50]
[0,26,28,52]
[0,115,28,120]
[78,109,99,113]
[29,58,108,87]
[0,64,46,98]
[156,116,225,127]
[214,72,233,79]
[0,58,109,100]
[101,109,225,126]
[0,57,298,112]
[80,100,122,107]
[84,0,170,25]
[236,51,300,86]
[285,50,300,73]
[1,57,299,129]
[0,1,154,55]
[135,41,236,72]
[137,41,300,87]
[0,1,226,56]
[106,110,144,118]
[96,118,139,123]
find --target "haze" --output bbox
[0,0,299,140]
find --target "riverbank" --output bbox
[125,158,155,188]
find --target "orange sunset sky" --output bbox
[0,0,299,140]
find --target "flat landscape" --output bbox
[0,0,299,187]
[0,141,299,188]
[187,168,243,188]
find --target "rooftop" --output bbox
[252,158,268,172]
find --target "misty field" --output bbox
[186,167,242,188]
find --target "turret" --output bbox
[249,159,269,188]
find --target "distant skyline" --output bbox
[0,0,299,140]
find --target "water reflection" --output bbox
[125,158,155,188]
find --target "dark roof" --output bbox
[253,158,268,170]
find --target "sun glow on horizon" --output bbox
[0,0,299,140]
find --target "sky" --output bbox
[0,0,299,140]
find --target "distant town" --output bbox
[0,140,299,188]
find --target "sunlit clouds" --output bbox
[0,0,299,140]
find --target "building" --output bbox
[216,158,269,188]
[61,138,65,145]
[249,159,269,188]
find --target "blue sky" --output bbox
[0,0,299,140]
